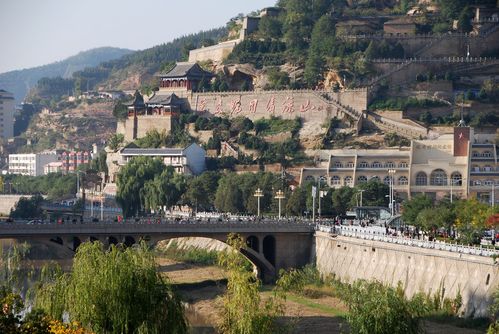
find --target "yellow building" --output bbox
[300,127,498,204]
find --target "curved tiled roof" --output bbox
[157,62,213,79]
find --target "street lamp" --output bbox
[357,190,365,207]
[388,169,396,216]
[450,177,464,204]
[253,188,264,217]
[275,190,285,220]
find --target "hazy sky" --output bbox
[0,0,276,74]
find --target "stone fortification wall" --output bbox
[188,89,368,124]
[188,40,240,63]
[122,115,174,142]
[315,232,498,317]
[342,26,499,58]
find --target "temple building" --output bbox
[121,91,183,142]
[157,62,213,94]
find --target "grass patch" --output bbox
[285,293,347,317]
[157,241,219,266]
[254,116,301,136]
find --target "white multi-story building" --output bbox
[8,151,60,176]
[111,143,206,181]
[0,90,15,139]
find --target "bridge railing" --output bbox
[316,224,499,258]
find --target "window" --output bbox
[384,176,392,185]
[357,175,368,183]
[344,176,353,186]
[398,176,408,185]
[334,161,343,168]
[485,180,494,186]
[385,161,395,168]
[475,180,482,186]
[483,151,492,157]
[332,176,341,185]
[451,172,462,185]
[359,161,369,168]
[372,161,382,168]
[415,172,427,186]
[347,162,354,168]
[399,162,408,168]
[472,151,479,157]
[484,166,492,172]
[430,169,448,186]
[305,175,315,182]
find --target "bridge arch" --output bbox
[124,236,136,247]
[246,235,259,253]
[151,236,276,281]
[263,235,276,266]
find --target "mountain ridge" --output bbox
[0,47,134,103]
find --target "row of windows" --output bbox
[415,170,462,186]
[472,180,499,186]
[330,175,409,186]
[333,161,409,168]
[471,166,497,172]
[472,151,493,158]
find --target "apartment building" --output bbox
[0,90,15,140]
[8,151,60,176]
[300,127,498,204]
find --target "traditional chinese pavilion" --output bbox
[157,62,213,92]
[127,90,183,117]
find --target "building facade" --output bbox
[113,143,206,180]
[300,127,498,205]
[61,151,91,172]
[8,151,60,176]
[0,90,15,140]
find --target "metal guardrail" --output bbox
[317,224,499,258]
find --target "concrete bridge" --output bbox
[0,220,315,281]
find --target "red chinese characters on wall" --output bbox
[229,98,242,114]
[266,95,276,113]
[249,99,258,113]
[282,96,294,113]
[300,99,316,113]
[198,98,207,112]
[215,97,223,114]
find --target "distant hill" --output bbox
[0,47,134,103]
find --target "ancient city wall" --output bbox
[315,232,499,317]
[122,115,173,142]
[188,89,368,123]
[188,40,240,63]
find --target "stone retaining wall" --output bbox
[315,232,498,317]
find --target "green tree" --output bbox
[36,242,187,334]
[331,186,355,216]
[183,171,221,212]
[107,133,125,151]
[286,186,307,216]
[353,180,389,207]
[454,198,492,244]
[112,102,129,120]
[401,194,433,226]
[344,280,428,334]
[10,195,44,219]
[258,16,283,39]
[116,157,165,216]
[218,234,285,334]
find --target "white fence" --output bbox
[317,224,499,257]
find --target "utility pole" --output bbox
[312,185,317,223]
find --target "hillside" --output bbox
[0,47,134,103]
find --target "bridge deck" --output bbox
[0,221,315,238]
